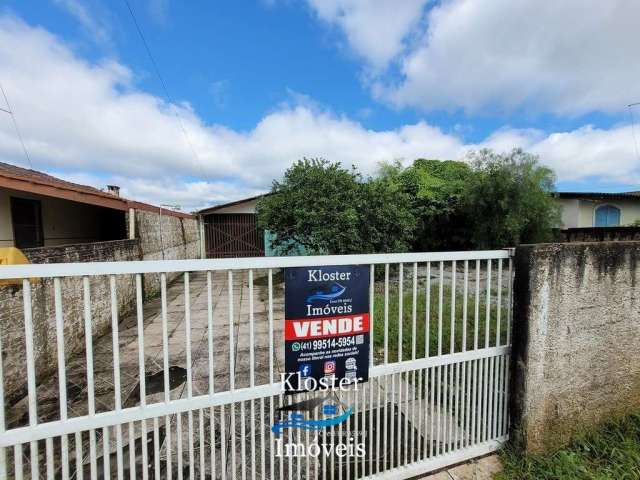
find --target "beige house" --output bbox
[555,192,640,228]
[0,161,191,249]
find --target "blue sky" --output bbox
[0,1,639,210]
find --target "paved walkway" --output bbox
[424,454,502,479]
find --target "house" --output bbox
[197,194,307,258]
[0,161,200,262]
[554,191,640,228]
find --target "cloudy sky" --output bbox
[1,1,639,211]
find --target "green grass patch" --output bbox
[497,413,640,480]
[371,277,508,364]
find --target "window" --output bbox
[10,197,44,248]
[594,204,620,227]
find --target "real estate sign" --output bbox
[284,265,370,392]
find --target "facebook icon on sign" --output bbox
[299,364,312,377]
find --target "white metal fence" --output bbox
[0,250,512,479]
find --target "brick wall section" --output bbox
[0,240,139,403]
[511,241,640,452]
[132,209,200,295]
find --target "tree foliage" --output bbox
[462,148,560,248]
[257,149,560,254]
[380,159,473,251]
[256,158,416,254]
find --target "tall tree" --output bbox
[462,148,560,248]
[256,158,416,254]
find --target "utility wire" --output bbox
[123,0,209,182]
[0,80,34,169]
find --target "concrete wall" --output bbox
[0,240,139,405]
[556,197,640,228]
[560,226,640,243]
[131,209,200,295]
[511,241,640,452]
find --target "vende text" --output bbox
[285,314,369,340]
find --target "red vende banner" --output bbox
[285,313,370,340]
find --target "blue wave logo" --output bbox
[271,408,352,435]
[306,283,346,303]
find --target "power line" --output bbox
[122,0,209,182]
[0,80,34,169]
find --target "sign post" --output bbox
[284,264,370,392]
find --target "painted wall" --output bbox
[512,241,640,452]
[556,196,640,228]
[210,198,259,214]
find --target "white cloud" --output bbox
[0,15,638,212]
[307,0,640,115]
[306,0,429,70]
[53,0,112,46]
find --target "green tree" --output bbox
[462,148,560,248]
[379,159,472,250]
[256,158,417,254]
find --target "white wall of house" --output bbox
[211,198,259,214]
[0,187,122,247]
[557,197,640,228]
[0,189,13,247]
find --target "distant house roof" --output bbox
[0,161,193,218]
[197,193,269,215]
[555,191,640,201]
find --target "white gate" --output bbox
[0,250,512,479]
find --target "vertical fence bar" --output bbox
[0,296,5,480]
[45,436,53,479]
[220,406,226,480]
[22,280,39,480]
[450,261,457,452]
[184,273,195,480]
[268,269,274,480]
[228,271,236,479]
[14,444,22,480]
[398,263,404,467]
[102,427,110,479]
[206,271,215,480]
[369,264,375,474]
[384,264,389,365]
[410,262,417,464]
[134,274,148,480]
[54,278,71,480]
[160,273,173,480]
[82,276,98,479]
[248,270,256,480]
[108,275,124,480]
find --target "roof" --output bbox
[555,191,640,201]
[197,193,269,215]
[0,162,193,218]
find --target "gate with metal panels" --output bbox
[0,250,512,479]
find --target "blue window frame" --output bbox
[595,205,620,227]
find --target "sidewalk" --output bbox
[424,454,502,479]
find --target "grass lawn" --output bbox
[497,413,640,479]
[370,268,509,364]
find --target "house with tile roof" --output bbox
[0,161,192,249]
